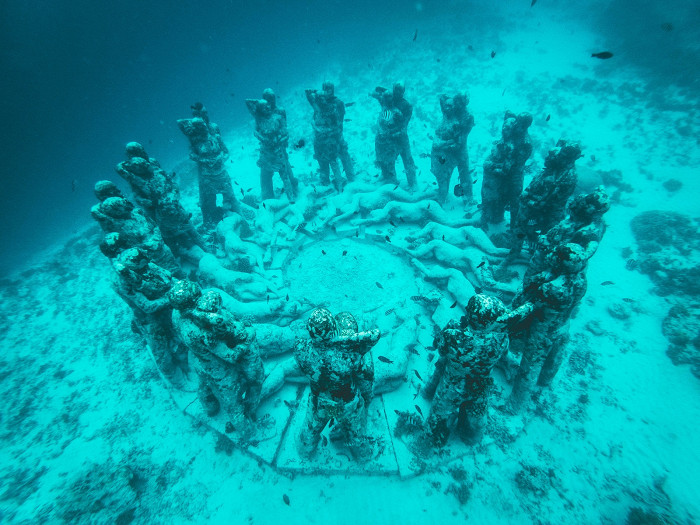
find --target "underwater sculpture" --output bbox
[170,281,265,430]
[480,111,533,229]
[423,294,533,446]
[370,82,417,188]
[115,142,205,260]
[430,92,475,204]
[112,248,188,386]
[294,308,381,460]
[246,92,299,202]
[177,103,242,229]
[91,182,182,277]
[305,82,355,191]
[508,243,589,411]
[509,139,582,258]
[525,186,610,281]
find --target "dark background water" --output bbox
[0,0,698,275]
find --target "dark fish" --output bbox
[415,405,424,417]
[285,293,289,301]
[394,409,401,416]
[385,307,395,316]
[355,230,359,237]
[345,102,355,107]
[322,250,327,255]
[266,294,270,304]
[385,235,391,243]
[393,184,400,190]
[283,494,290,506]
[294,138,306,149]
[240,189,245,197]
[501,88,506,96]
[454,184,464,197]
[468,45,473,51]
[376,281,384,289]
[408,346,420,356]
[399,216,405,223]
[601,281,615,286]
[344,119,352,122]
[342,250,348,256]
[450,300,458,308]
[442,235,445,241]
[321,435,328,446]
[545,114,551,122]
[476,261,485,269]
[413,29,418,42]
[622,298,634,303]
[329,417,335,426]
[419,152,430,158]
[413,385,422,400]
[247,187,253,193]
[262,202,267,209]
[516,233,526,239]
[283,399,294,409]
[436,58,441,62]
[660,23,673,32]
[438,155,446,165]
[389,220,397,227]
[472,179,478,184]
[474,286,483,294]
[427,203,431,210]
[531,0,537,6]
[591,51,613,59]
[71,179,77,192]
[378,356,393,364]
[413,370,423,381]
[491,50,496,58]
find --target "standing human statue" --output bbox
[370,82,417,188]
[115,142,205,258]
[91,182,182,277]
[508,243,589,411]
[305,82,355,192]
[169,281,264,430]
[111,248,188,386]
[525,186,610,281]
[431,92,475,204]
[510,139,582,256]
[480,111,533,229]
[423,295,533,446]
[294,307,381,460]
[177,103,242,229]
[246,90,299,202]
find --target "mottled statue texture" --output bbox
[306,82,354,191]
[294,308,380,460]
[170,281,264,429]
[480,111,533,228]
[431,92,474,203]
[371,82,416,188]
[246,90,298,202]
[177,103,241,228]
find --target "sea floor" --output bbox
[1,5,699,524]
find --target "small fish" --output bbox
[600,281,615,286]
[450,300,458,308]
[321,435,328,446]
[378,356,393,364]
[283,494,290,506]
[545,114,551,122]
[413,370,423,381]
[262,202,267,209]
[394,409,401,416]
[399,216,405,223]
[472,179,478,184]
[345,102,355,107]
[283,399,294,410]
[436,58,441,62]
[413,384,422,400]
[329,417,335,427]
[419,152,430,158]
[246,187,253,193]
[442,235,445,241]
[468,45,473,51]
[408,346,420,356]
[531,0,537,6]
[393,184,399,190]
[285,293,289,301]
[355,230,359,237]
[501,88,506,96]
[389,220,397,227]
[591,51,613,59]
[427,203,431,210]
[376,281,384,289]
[438,155,446,165]
[294,138,305,149]
[385,235,391,243]
[414,405,424,417]
[454,184,464,197]
[474,286,483,294]
[660,22,673,32]
[240,189,245,197]
[516,233,526,239]
[321,250,327,255]
[385,307,395,316]
[622,298,634,303]
[476,261,485,269]
[413,29,418,42]
[490,50,496,58]
[266,294,270,304]
[342,250,348,256]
